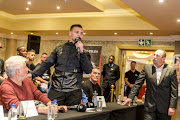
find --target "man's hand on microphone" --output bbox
[75,41,84,53]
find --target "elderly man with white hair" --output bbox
[0,56,67,113]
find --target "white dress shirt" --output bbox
[154,64,164,85]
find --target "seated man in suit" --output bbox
[122,49,178,120]
[0,56,67,113]
[82,67,102,102]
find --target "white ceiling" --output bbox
[0,0,179,36]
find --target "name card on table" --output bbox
[0,105,4,119]
[97,96,106,107]
[18,100,38,118]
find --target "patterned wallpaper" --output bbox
[0,37,6,60]
[0,37,175,70]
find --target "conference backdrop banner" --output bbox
[83,46,102,85]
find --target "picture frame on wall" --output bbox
[173,54,180,68]
[173,54,180,96]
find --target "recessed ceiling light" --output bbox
[114,33,117,35]
[150,32,153,35]
[30,33,33,34]
[11,32,13,34]
[177,19,180,22]
[56,33,58,35]
[83,33,86,35]
[56,6,60,9]
[27,1,31,5]
[130,33,134,35]
[159,0,164,3]
[26,8,29,11]
[64,0,68,3]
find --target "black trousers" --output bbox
[48,88,82,106]
[144,111,171,120]
[103,87,110,102]
[103,84,116,102]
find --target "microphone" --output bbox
[74,37,81,59]
[67,104,86,112]
[58,108,65,113]
[74,37,81,43]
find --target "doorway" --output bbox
[114,45,174,98]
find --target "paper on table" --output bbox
[96,96,106,107]
[3,117,8,120]
[18,100,38,118]
[0,105,4,119]
[86,108,96,112]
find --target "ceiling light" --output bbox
[56,6,60,9]
[150,32,153,35]
[27,1,31,5]
[177,19,180,22]
[26,8,29,11]
[159,0,164,3]
[56,33,58,35]
[114,33,117,35]
[30,33,33,34]
[64,0,68,3]
[11,32,13,34]
[83,33,86,35]
[132,51,153,58]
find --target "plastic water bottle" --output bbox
[8,104,17,120]
[54,99,58,118]
[48,101,55,120]
[142,94,145,104]
[97,98,102,111]
[92,90,98,107]
[133,96,137,105]
[117,93,122,104]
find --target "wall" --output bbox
[0,35,175,68]
[18,39,174,68]
[0,37,6,60]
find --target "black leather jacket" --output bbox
[31,41,93,92]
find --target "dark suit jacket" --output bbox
[129,64,178,113]
[102,63,120,88]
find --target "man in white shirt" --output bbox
[122,49,178,120]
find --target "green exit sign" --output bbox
[138,39,152,46]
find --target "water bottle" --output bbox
[54,99,58,118]
[97,98,102,111]
[8,104,17,120]
[133,96,137,105]
[92,90,98,107]
[117,93,122,104]
[47,101,55,120]
[142,94,145,104]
